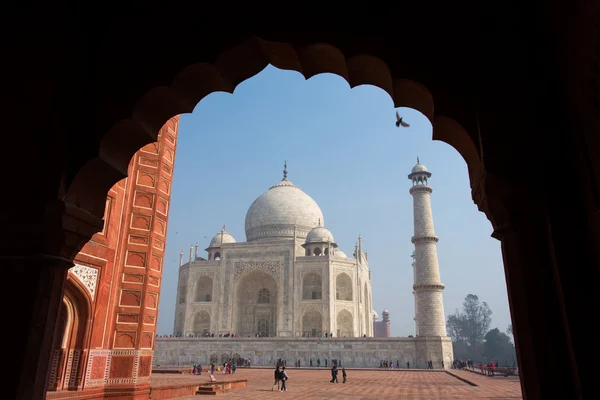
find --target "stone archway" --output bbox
[47,276,92,392]
[192,311,211,336]
[233,270,278,337]
[6,21,594,400]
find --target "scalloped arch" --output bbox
[68,35,482,219]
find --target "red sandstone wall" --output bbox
[49,116,180,399]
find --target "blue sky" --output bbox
[156,65,512,337]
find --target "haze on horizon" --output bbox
[156,64,512,337]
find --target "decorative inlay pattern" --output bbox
[411,236,439,244]
[413,283,446,290]
[85,350,111,387]
[47,349,61,387]
[234,261,281,280]
[246,224,312,242]
[70,264,99,299]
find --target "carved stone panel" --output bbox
[70,264,99,300]
[234,261,281,280]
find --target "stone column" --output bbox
[100,116,179,395]
[10,258,70,400]
[477,172,599,399]
[3,198,103,400]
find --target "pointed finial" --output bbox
[283,160,288,181]
[222,224,226,232]
[417,156,420,164]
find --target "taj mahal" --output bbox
[153,160,453,368]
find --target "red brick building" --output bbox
[46,117,180,399]
[373,309,391,338]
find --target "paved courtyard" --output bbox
[151,368,523,399]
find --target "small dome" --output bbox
[411,162,428,173]
[305,225,335,244]
[382,309,390,314]
[335,249,348,258]
[208,229,236,248]
[372,310,379,320]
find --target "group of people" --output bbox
[271,361,348,392]
[452,359,517,376]
[308,358,341,367]
[329,365,347,383]
[272,365,290,392]
[379,360,403,369]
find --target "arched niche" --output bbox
[233,270,278,337]
[174,311,184,336]
[302,272,322,300]
[47,276,92,392]
[336,309,354,338]
[335,273,353,301]
[193,310,211,336]
[302,309,323,337]
[195,276,213,302]
[178,280,187,304]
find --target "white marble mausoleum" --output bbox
[153,161,454,368]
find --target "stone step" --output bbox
[196,386,219,395]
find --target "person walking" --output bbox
[330,365,338,383]
[272,366,282,391]
[209,362,216,382]
[342,367,347,383]
[280,366,289,391]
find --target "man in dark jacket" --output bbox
[330,365,338,383]
[342,367,347,383]
[272,367,281,391]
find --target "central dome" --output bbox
[245,166,324,241]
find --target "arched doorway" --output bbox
[336,310,354,338]
[302,309,323,337]
[47,276,92,392]
[192,311,211,336]
[233,270,278,337]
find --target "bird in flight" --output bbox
[396,111,409,127]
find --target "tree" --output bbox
[484,328,517,365]
[506,324,513,336]
[446,310,468,343]
[446,294,492,348]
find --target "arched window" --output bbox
[302,273,322,300]
[258,317,270,336]
[195,276,213,302]
[258,288,271,304]
[336,273,353,301]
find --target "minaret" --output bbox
[408,158,447,337]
